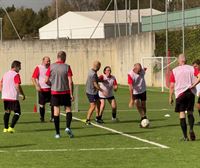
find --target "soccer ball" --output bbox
[141,119,150,128]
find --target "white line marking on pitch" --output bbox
[60,113,169,149]
[16,147,158,153]
[76,108,169,113]
[118,85,169,93]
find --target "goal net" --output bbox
[141,56,177,92]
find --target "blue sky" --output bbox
[0,0,52,11]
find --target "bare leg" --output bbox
[108,99,117,119]
[99,99,105,118]
[135,99,145,119]
[95,100,100,119]
[86,102,96,120]
[141,100,147,117]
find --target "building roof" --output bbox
[69,8,162,24]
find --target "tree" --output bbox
[48,0,74,20]
[3,8,37,39]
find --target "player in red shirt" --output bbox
[192,59,200,124]
[46,51,74,138]
[128,63,148,126]
[98,66,118,122]
[169,54,200,141]
[32,56,54,122]
[0,60,25,133]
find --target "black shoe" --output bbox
[95,118,104,124]
[180,137,189,141]
[40,118,45,123]
[189,131,196,141]
[85,120,91,125]
[50,118,54,122]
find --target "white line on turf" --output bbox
[118,86,169,93]
[16,147,158,153]
[59,113,169,149]
[74,108,170,113]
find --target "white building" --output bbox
[39,9,161,40]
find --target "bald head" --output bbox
[178,54,186,65]
[93,61,101,72]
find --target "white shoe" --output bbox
[112,117,119,122]
[55,134,60,139]
[65,128,74,138]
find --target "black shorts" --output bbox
[175,89,195,112]
[198,97,200,104]
[51,94,71,107]
[39,91,51,105]
[133,91,147,101]
[4,100,21,115]
[99,96,115,100]
[86,93,99,103]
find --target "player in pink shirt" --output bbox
[98,66,118,122]
[32,56,54,122]
[128,63,148,126]
[0,60,25,133]
[169,54,200,141]
[192,59,200,124]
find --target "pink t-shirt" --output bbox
[170,65,199,98]
[128,69,146,95]
[32,65,50,92]
[1,70,21,100]
[98,74,117,98]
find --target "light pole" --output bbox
[56,0,59,39]
[0,18,2,41]
[182,0,185,54]
[137,0,140,34]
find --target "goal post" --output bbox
[141,56,177,92]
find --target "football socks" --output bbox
[4,112,10,129]
[180,118,187,138]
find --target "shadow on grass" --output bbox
[149,123,179,129]
[19,126,83,133]
[0,144,36,149]
[106,118,167,124]
[18,120,66,124]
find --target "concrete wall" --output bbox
[0,32,155,86]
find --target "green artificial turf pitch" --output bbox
[0,85,200,168]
